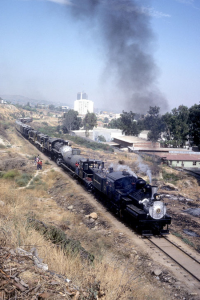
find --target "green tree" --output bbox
[142,106,165,142]
[162,105,189,147]
[107,118,121,129]
[98,135,106,142]
[188,104,200,149]
[62,109,82,133]
[104,117,109,123]
[49,104,55,110]
[119,111,140,136]
[83,112,97,137]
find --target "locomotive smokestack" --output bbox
[68,0,168,112]
[151,186,158,200]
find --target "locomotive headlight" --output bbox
[149,201,166,220]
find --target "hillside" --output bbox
[0,104,200,299]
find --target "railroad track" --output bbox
[147,235,200,282]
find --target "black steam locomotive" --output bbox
[15,119,171,236]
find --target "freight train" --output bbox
[15,119,171,236]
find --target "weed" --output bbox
[182,238,194,247]
[45,160,51,165]
[172,231,182,238]
[172,231,195,248]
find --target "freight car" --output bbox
[15,119,171,235]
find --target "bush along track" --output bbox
[28,218,95,263]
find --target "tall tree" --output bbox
[142,106,165,142]
[118,111,140,136]
[107,118,121,129]
[83,112,97,137]
[162,105,189,147]
[83,112,97,130]
[188,104,200,149]
[62,109,82,133]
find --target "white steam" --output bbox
[109,163,137,178]
[137,156,152,183]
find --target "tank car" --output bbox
[57,145,103,188]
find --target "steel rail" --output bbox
[147,236,200,282]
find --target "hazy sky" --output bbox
[0,0,200,113]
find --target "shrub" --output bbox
[28,176,47,190]
[162,169,179,183]
[15,173,32,187]
[29,219,94,262]
[65,134,114,152]
[32,175,42,183]
[2,122,10,130]
[118,160,125,165]
[0,172,5,178]
[3,169,19,179]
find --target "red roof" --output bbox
[157,153,200,161]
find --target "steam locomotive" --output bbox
[15,119,171,236]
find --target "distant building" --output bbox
[93,128,124,142]
[37,104,49,109]
[77,92,88,100]
[0,99,7,104]
[62,106,69,111]
[113,136,160,150]
[138,130,150,140]
[74,92,94,115]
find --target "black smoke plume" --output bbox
[69,0,168,113]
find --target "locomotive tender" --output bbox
[15,119,171,236]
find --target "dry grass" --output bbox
[0,172,170,300]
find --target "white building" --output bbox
[93,128,124,142]
[74,92,94,115]
[0,99,7,104]
[61,106,69,110]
